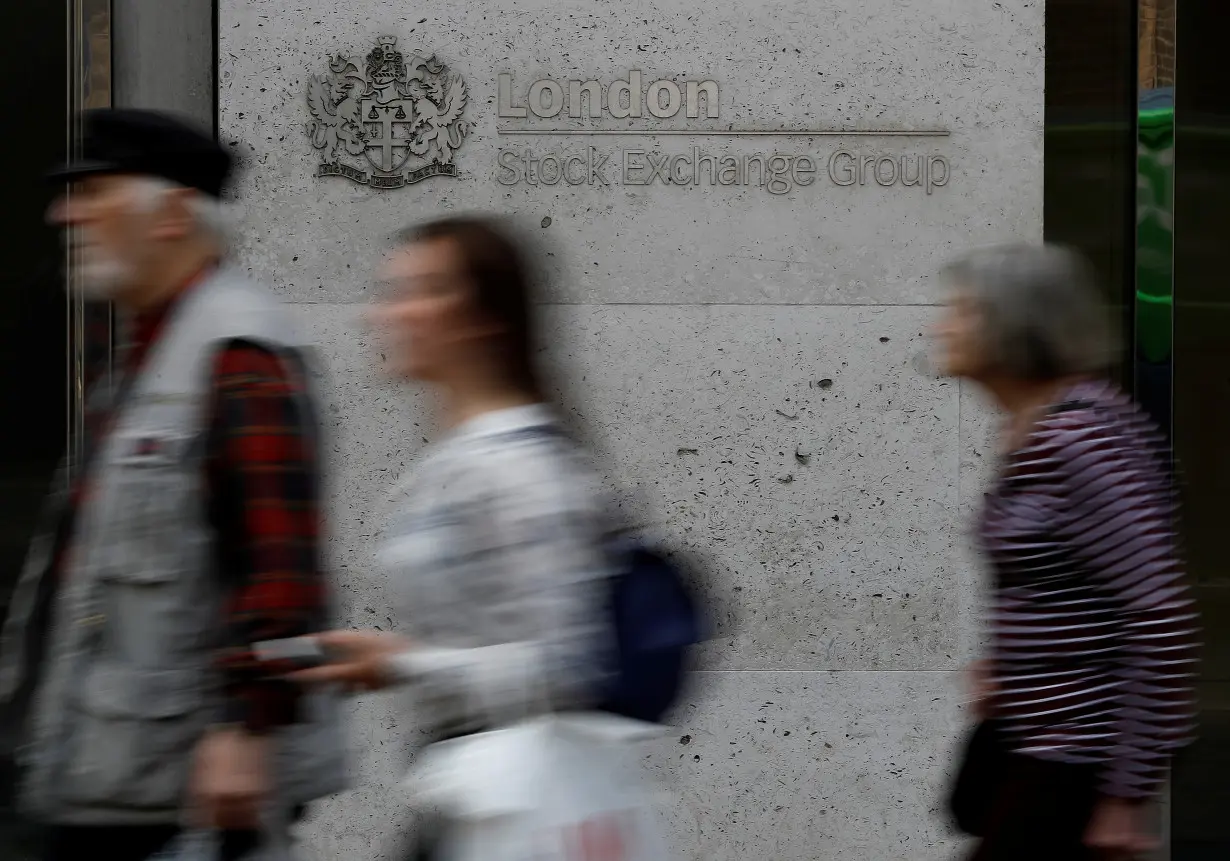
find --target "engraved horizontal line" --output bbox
[496,128,951,137]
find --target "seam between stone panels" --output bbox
[282,301,946,308]
[541,302,946,308]
[691,669,958,674]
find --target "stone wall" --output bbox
[217,2,1042,858]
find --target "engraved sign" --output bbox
[492,68,953,196]
[495,147,950,195]
[307,35,469,189]
[498,71,719,120]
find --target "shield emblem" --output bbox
[308,35,469,190]
[361,96,416,174]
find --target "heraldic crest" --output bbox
[307,35,470,189]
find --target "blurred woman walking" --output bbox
[292,216,619,860]
[936,244,1199,860]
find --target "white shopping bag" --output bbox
[403,712,672,861]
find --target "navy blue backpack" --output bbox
[491,424,705,723]
[597,537,705,723]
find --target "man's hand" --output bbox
[289,630,411,692]
[188,725,269,830]
[1085,796,1159,859]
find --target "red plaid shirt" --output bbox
[53,270,324,733]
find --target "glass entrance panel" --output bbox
[1171,0,1230,856]
[0,3,111,859]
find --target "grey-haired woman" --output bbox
[935,243,1198,860]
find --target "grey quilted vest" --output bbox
[0,269,346,825]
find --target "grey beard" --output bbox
[74,257,133,300]
[63,231,135,301]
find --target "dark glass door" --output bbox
[0,2,70,857]
[1171,0,1230,856]
[1043,0,1138,385]
[0,3,110,859]
[1044,2,1230,856]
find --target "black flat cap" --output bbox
[49,108,232,198]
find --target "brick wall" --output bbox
[1141,0,1177,89]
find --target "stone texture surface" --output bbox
[219,0,1042,304]
[957,382,999,663]
[648,671,969,861]
[292,302,960,670]
[290,670,971,861]
[212,0,1043,856]
[547,304,960,670]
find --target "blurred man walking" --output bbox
[0,109,343,861]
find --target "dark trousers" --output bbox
[968,752,1099,861]
[43,807,305,861]
[43,824,180,861]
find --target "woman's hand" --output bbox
[965,659,996,719]
[1084,796,1158,858]
[290,630,411,692]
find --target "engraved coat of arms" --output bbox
[307,35,470,190]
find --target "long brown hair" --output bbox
[398,216,543,395]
